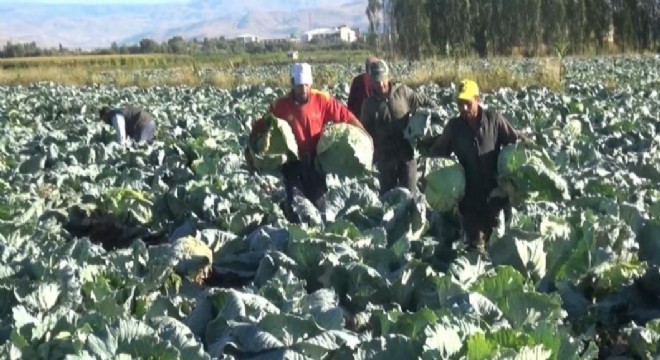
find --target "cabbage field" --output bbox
[0,55,659,359]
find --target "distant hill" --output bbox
[0,0,369,49]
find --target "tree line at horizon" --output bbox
[366,0,659,58]
[2,0,659,60]
[0,36,364,59]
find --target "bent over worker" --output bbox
[360,59,437,195]
[426,80,521,255]
[246,62,369,219]
[99,105,157,144]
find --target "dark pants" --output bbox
[459,197,511,251]
[377,158,418,195]
[281,156,328,217]
[131,121,156,143]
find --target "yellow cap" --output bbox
[457,80,479,101]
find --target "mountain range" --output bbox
[0,0,369,49]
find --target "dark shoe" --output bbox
[466,232,489,259]
[283,203,301,224]
[467,242,488,258]
[312,194,327,213]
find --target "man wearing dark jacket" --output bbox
[360,59,437,195]
[347,56,377,119]
[426,80,521,255]
[99,105,157,144]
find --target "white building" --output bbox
[301,25,357,44]
[261,35,301,45]
[234,34,259,44]
[337,25,358,43]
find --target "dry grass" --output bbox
[0,66,94,86]
[0,54,192,70]
[0,50,369,70]
[402,57,562,92]
[0,66,201,87]
[206,69,291,89]
[0,56,565,92]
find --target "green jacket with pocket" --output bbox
[360,82,437,164]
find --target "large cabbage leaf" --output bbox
[424,159,465,212]
[497,142,570,206]
[316,123,374,178]
[248,113,299,172]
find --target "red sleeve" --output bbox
[323,96,353,124]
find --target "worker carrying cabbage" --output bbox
[98,105,157,144]
[360,59,437,195]
[245,62,370,220]
[423,80,522,256]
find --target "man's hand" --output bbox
[346,113,367,132]
[346,114,374,149]
[488,187,508,200]
[518,132,538,149]
[416,137,438,157]
[517,128,535,143]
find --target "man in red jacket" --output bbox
[246,63,369,220]
[347,55,378,119]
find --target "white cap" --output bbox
[291,62,313,85]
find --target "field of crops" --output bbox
[0,55,659,359]
[0,51,369,70]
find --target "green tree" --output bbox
[167,36,187,54]
[392,0,430,58]
[139,38,160,53]
[586,0,613,52]
[365,0,383,52]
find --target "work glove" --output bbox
[488,187,508,200]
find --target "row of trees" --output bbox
[367,0,660,58]
[0,36,365,59]
[3,1,658,60]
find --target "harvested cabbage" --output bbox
[248,113,299,172]
[424,159,465,212]
[316,123,373,178]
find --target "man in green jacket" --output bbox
[425,79,521,255]
[99,105,157,144]
[360,59,437,195]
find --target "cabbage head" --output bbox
[171,236,213,284]
[248,113,298,172]
[497,142,570,206]
[424,159,465,212]
[316,123,374,178]
[101,187,153,224]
